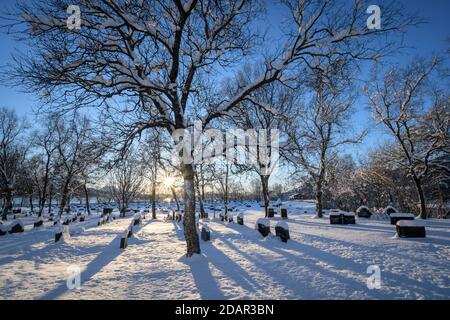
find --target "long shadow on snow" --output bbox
[220,222,450,299]
[38,233,124,300]
[217,222,387,299]
[173,223,226,299]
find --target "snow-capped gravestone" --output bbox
[280,208,288,219]
[79,214,85,222]
[237,212,244,225]
[390,213,415,225]
[383,206,398,216]
[33,217,44,228]
[201,224,211,242]
[55,225,70,243]
[133,213,142,226]
[396,219,426,238]
[255,218,271,237]
[343,212,356,224]
[356,206,372,218]
[9,220,24,234]
[329,210,343,224]
[275,221,290,243]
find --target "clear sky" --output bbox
[0,0,448,185]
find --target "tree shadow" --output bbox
[38,233,124,300]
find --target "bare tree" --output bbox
[4,0,417,255]
[0,107,27,220]
[365,57,446,218]
[285,59,365,217]
[109,148,144,217]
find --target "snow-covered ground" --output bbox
[0,201,449,300]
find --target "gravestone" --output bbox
[396,220,426,238]
[275,221,290,243]
[9,220,24,233]
[201,225,211,241]
[268,208,275,218]
[237,213,244,225]
[33,219,44,228]
[255,218,271,237]
[280,208,288,219]
[356,206,372,218]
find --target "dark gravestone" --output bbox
[12,209,21,214]
[357,207,372,218]
[343,214,356,224]
[63,219,71,226]
[219,213,225,222]
[120,236,128,249]
[246,204,251,208]
[275,226,290,243]
[33,220,44,228]
[201,227,210,241]
[268,208,275,218]
[9,222,24,233]
[257,223,271,237]
[227,215,233,223]
[103,208,113,215]
[72,216,77,222]
[79,216,85,222]
[280,208,288,219]
[396,224,426,238]
[329,214,343,225]
[55,232,63,243]
[237,215,244,225]
[385,207,397,215]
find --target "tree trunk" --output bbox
[151,181,157,219]
[48,184,53,215]
[29,194,34,213]
[2,189,13,221]
[316,179,323,218]
[182,164,200,257]
[413,176,427,219]
[260,175,270,217]
[84,184,91,215]
[171,187,180,211]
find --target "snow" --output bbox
[275,221,289,230]
[397,220,427,227]
[0,201,449,300]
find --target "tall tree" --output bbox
[4,0,417,255]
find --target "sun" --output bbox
[162,176,176,189]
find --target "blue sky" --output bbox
[0,0,448,175]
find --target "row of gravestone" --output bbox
[255,218,290,243]
[330,207,425,238]
[266,208,288,219]
[120,213,144,249]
